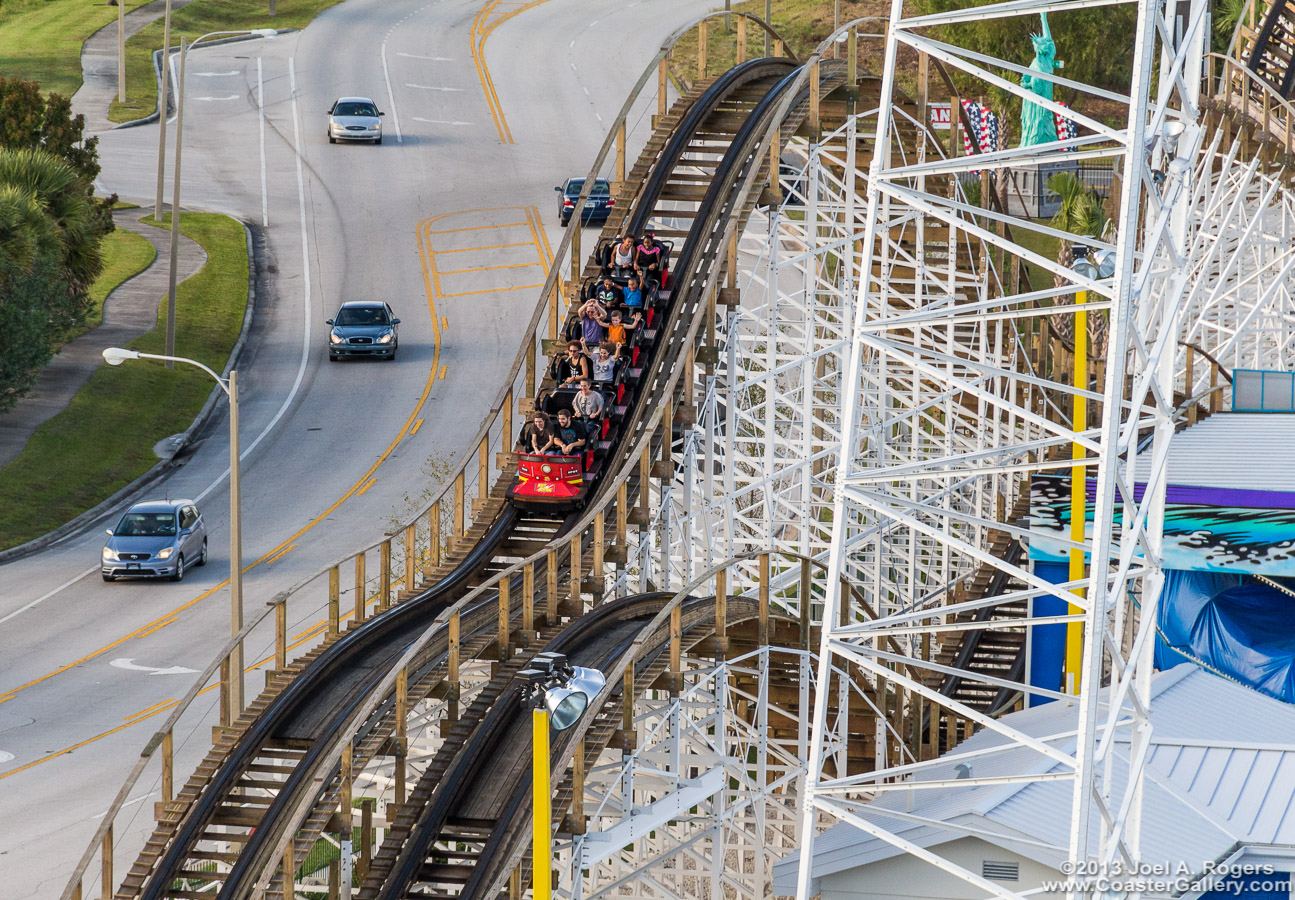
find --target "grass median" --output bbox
[0,0,152,99]
[111,0,348,123]
[54,225,157,348]
[0,212,248,551]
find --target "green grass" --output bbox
[0,212,248,550]
[54,225,157,347]
[111,0,348,123]
[0,0,152,99]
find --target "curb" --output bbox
[0,219,264,565]
[112,29,297,130]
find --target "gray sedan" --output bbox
[328,301,400,360]
[102,499,208,582]
[327,97,384,144]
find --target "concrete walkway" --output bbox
[0,208,207,469]
[72,0,198,133]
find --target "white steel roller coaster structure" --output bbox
[559,0,1295,898]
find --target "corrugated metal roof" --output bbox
[1134,413,1295,491]
[773,665,1295,894]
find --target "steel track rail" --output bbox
[128,64,802,900]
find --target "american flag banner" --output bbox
[959,100,1000,173]
[1055,101,1077,146]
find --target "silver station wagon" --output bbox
[102,499,208,582]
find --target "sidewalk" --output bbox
[0,208,207,469]
[72,0,198,133]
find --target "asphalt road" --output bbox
[0,0,702,893]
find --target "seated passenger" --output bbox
[571,378,605,436]
[597,307,641,348]
[596,239,615,277]
[550,409,586,455]
[634,231,664,286]
[555,340,591,386]
[579,298,606,348]
[622,275,644,310]
[594,276,624,310]
[591,341,622,386]
[522,412,556,455]
[610,234,637,278]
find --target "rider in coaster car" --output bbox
[571,377,605,439]
[550,409,587,456]
[634,231,664,287]
[522,411,556,455]
[554,340,592,386]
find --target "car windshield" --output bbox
[116,512,177,537]
[334,102,378,117]
[335,306,389,326]
[566,179,610,197]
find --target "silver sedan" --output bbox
[101,499,208,582]
[327,96,384,144]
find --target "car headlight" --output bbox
[157,547,174,559]
[102,547,117,561]
[378,331,393,344]
[373,122,381,129]
[330,331,345,344]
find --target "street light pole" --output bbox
[532,706,551,900]
[101,347,245,722]
[154,0,173,222]
[162,29,276,368]
[117,0,126,104]
[1066,249,1100,694]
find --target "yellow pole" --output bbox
[533,707,550,900]
[1066,290,1088,693]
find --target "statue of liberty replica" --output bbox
[1019,13,1057,146]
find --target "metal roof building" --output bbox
[773,665,1295,900]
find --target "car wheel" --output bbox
[171,554,185,583]
[198,538,208,566]
[328,133,336,144]
[375,135,383,145]
[102,573,116,582]
[329,353,339,362]
[560,216,569,227]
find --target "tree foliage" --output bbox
[0,76,114,410]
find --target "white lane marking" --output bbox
[0,751,13,765]
[0,566,97,627]
[405,83,463,92]
[257,58,267,228]
[569,62,576,71]
[595,112,603,124]
[588,17,598,26]
[194,71,238,77]
[110,658,198,676]
[95,792,152,818]
[380,42,405,144]
[397,52,455,61]
[582,86,590,96]
[411,117,475,126]
[193,95,239,102]
[568,39,575,48]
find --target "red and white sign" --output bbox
[929,102,952,131]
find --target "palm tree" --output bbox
[0,147,104,293]
[0,183,56,276]
[1047,171,1109,358]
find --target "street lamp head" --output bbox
[544,686,588,731]
[102,347,142,366]
[1070,246,1099,282]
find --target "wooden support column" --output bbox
[101,823,113,900]
[571,216,582,284]
[478,437,489,506]
[669,606,682,693]
[425,502,441,577]
[162,731,174,803]
[275,600,287,669]
[622,663,636,748]
[768,125,782,203]
[569,533,583,610]
[448,611,461,722]
[616,482,628,548]
[395,667,408,806]
[660,399,673,472]
[453,472,465,538]
[355,552,368,623]
[380,539,392,610]
[523,563,535,638]
[1210,362,1221,412]
[698,21,708,79]
[339,743,354,851]
[773,37,784,57]
[547,549,560,625]
[758,553,770,646]
[328,860,340,900]
[808,60,821,139]
[714,568,728,658]
[404,525,417,592]
[529,335,539,394]
[799,557,812,649]
[571,740,587,834]
[638,447,650,525]
[547,286,559,342]
[593,511,605,595]
[658,57,668,120]
[359,799,373,879]
[615,122,627,189]
[502,393,513,462]
[847,26,858,87]
[219,658,231,727]
[498,577,511,659]
[328,565,340,637]
[736,15,747,62]
[1186,347,1197,425]
[283,844,295,900]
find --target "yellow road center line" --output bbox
[440,261,538,275]
[441,316,449,330]
[263,543,297,564]
[135,615,179,640]
[409,418,424,436]
[357,477,377,496]
[439,365,448,380]
[470,0,554,145]
[125,699,174,723]
[439,283,544,298]
[435,241,534,254]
